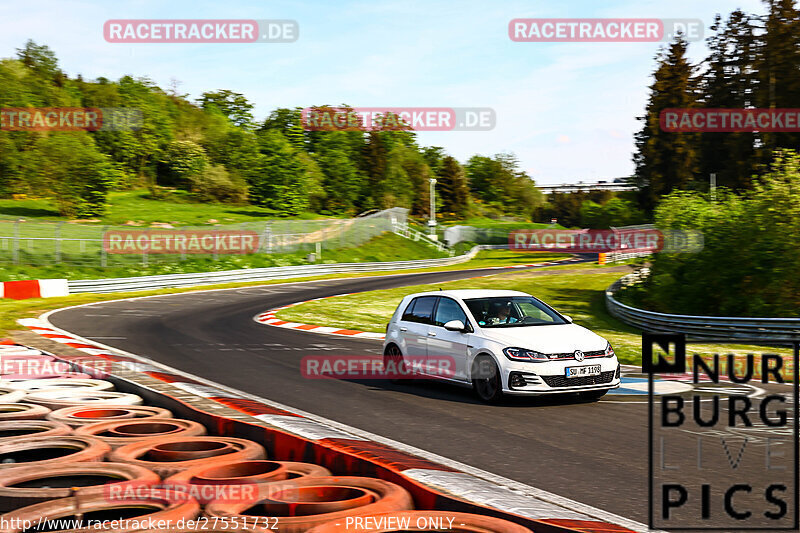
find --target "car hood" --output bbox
[478,323,607,353]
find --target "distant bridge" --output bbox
[537,179,638,194]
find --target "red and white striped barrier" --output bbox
[0,279,69,300]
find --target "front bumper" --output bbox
[501,359,621,395]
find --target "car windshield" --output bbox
[464,296,568,328]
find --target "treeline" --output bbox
[634,0,800,211]
[628,150,800,317]
[538,191,646,228]
[0,41,542,219]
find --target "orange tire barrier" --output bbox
[205,476,414,533]
[0,435,110,469]
[0,489,200,532]
[165,460,332,503]
[0,372,91,381]
[47,405,173,428]
[307,511,534,532]
[110,436,267,477]
[76,418,207,449]
[136,518,260,533]
[23,390,143,410]
[5,378,115,393]
[0,388,25,404]
[0,462,160,512]
[0,403,50,421]
[0,420,72,442]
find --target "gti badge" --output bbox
[574,350,584,362]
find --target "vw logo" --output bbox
[574,350,585,362]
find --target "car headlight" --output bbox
[605,342,616,357]
[503,347,549,362]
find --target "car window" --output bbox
[433,297,468,327]
[403,296,437,324]
[464,296,567,328]
[401,299,417,322]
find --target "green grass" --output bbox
[0,232,450,281]
[0,191,328,225]
[276,266,791,365]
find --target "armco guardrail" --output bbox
[606,271,800,343]
[68,246,481,294]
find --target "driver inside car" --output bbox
[487,302,518,325]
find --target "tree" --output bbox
[198,90,255,128]
[28,134,117,217]
[15,40,62,83]
[437,156,469,217]
[314,132,366,213]
[261,107,306,149]
[158,140,209,188]
[466,153,541,217]
[700,11,759,190]
[754,0,800,165]
[0,131,22,193]
[422,146,446,176]
[249,131,309,215]
[633,35,700,211]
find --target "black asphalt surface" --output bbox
[48,266,796,528]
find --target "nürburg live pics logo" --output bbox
[645,333,799,530]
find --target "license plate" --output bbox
[565,365,601,378]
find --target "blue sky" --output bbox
[1,0,766,184]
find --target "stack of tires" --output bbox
[0,344,531,532]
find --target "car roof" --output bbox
[406,289,531,300]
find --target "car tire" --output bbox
[471,355,503,403]
[579,389,609,402]
[383,344,406,384]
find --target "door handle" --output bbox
[399,327,407,332]
[428,332,437,337]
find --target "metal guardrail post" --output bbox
[100,226,108,268]
[213,227,219,261]
[55,222,62,263]
[12,220,19,265]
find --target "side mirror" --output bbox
[563,315,573,323]
[444,320,466,332]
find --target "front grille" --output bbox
[541,370,615,388]
[547,349,605,360]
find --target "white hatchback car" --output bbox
[383,289,620,402]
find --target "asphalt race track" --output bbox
[47,265,789,525]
